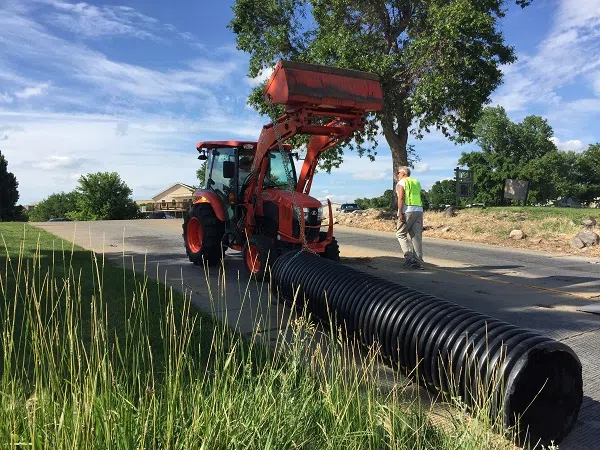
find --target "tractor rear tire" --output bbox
[319,232,340,261]
[243,235,276,281]
[182,204,225,266]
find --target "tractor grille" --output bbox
[292,207,321,242]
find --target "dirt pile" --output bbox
[327,208,600,257]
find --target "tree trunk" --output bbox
[381,113,409,210]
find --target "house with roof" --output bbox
[137,182,196,218]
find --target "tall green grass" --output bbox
[0,224,539,449]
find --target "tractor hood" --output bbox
[261,189,322,209]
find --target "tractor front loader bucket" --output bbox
[264,60,384,112]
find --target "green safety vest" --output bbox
[403,177,423,206]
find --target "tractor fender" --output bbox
[192,189,227,222]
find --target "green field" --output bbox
[0,223,515,449]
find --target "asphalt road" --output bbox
[34,220,600,449]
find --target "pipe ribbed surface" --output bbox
[271,252,583,445]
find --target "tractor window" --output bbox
[265,150,297,190]
[238,149,254,187]
[206,147,236,219]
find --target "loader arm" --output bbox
[243,60,383,232]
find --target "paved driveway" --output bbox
[34,220,600,449]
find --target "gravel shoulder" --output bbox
[329,207,600,258]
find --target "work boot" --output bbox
[402,253,416,267]
[411,260,425,271]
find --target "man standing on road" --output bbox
[396,166,424,270]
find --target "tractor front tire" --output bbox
[243,235,276,281]
[319,232,340,261]
[183,204,225,266]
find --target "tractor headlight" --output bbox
[303,208,310,221]
[317,206,323,222]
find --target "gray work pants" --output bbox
[396,211,423,263]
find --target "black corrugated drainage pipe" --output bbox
[271,251,583,446]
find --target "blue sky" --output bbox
[1,0,599,205]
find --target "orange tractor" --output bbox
[182,60,383,279]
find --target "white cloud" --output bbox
[0,10,239,109]
[31,0,208,50]
[352,171,388,181]
[30,155,90,171]
[321,194,356,203]
[247,67,274,87]
[0,111,265,203]
[413,162,430,173]
[36,0,160,40]
[14,83,50,99]
[115,122,129,136]
[0,2,267,205]
[550,137,588,152]
[0,93,13,103]
[493,0,600,112]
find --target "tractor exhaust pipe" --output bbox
[271,252,583,446]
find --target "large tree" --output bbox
[519,150,581,205]
[28,191,80,222]
[230,0,531,192]
[0,150,19,221]
[579,144,600,206]
[71,172,139,221]
[429,179,457,207]
[459,106,560,205]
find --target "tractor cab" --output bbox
[198,142,297,221]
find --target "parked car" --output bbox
[48,218,72,222]
[340,203,361,213]
[555,197,582,208]
[145,212,177,219]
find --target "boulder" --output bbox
[509,229,526,240]
[583,217,597,228]
[442,227,452,233]
[530,237,542,244]
[570,236,585,249]
[443,206,456,217]
[577,229,600,247]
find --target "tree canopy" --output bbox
[579,144,600,205]
[230,0,532,191]
[0,150,20,221]
[459,106,599,206]
[355,188,430,210]
[28,192,80,222]
[355,189,394,210]
[71,172,139,221]
[429,179,457,207]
